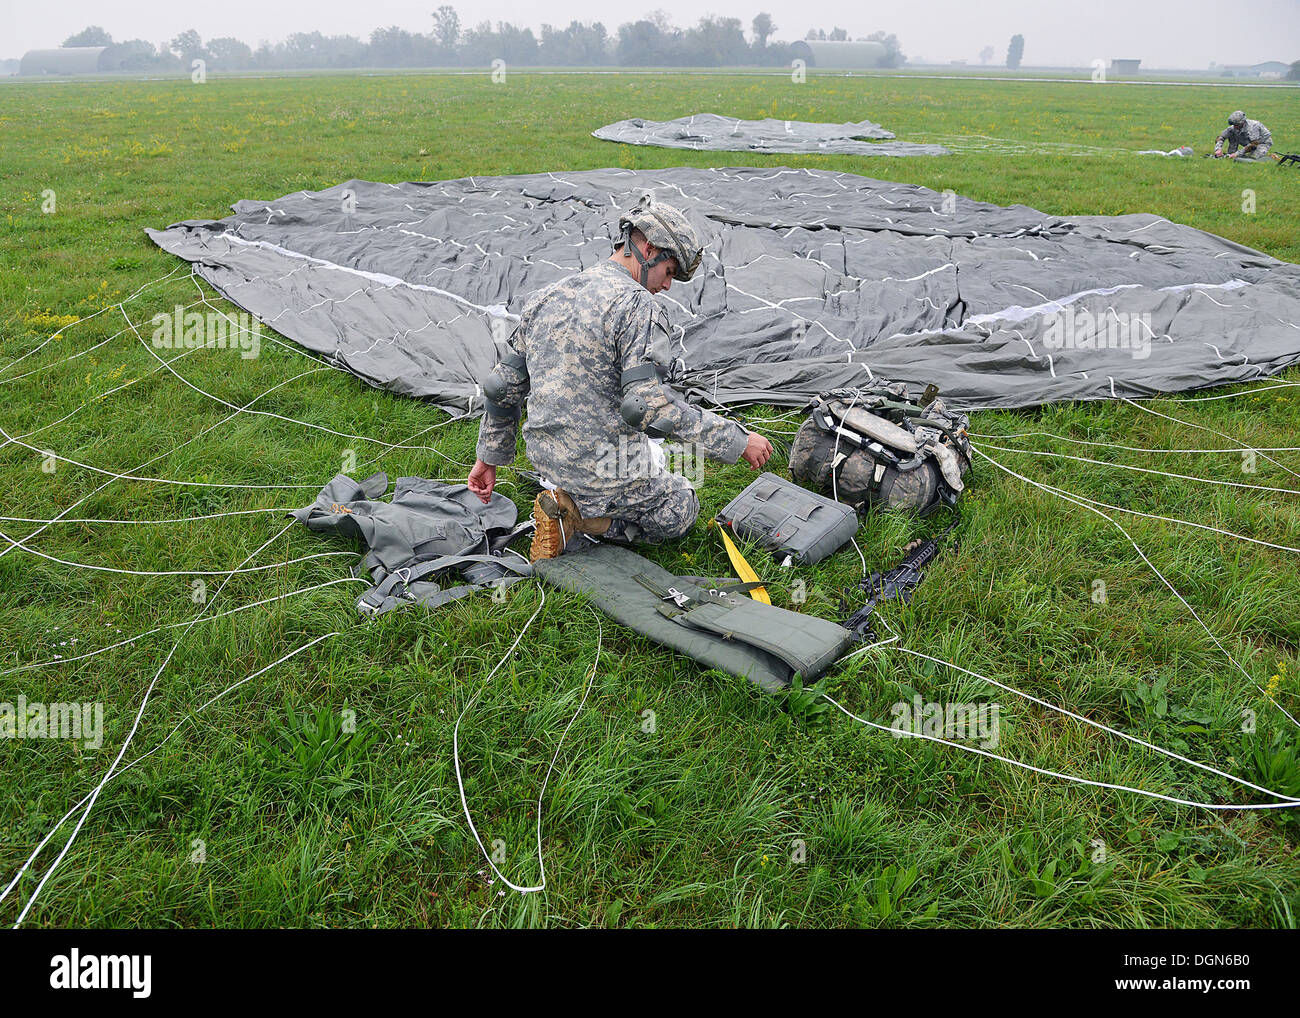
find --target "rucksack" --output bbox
[789,382,971,514]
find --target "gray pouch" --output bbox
[717,472,859,566]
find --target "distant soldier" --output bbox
[1214,110,1273,160]
[466,196,772,561]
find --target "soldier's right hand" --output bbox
[740,432,774,471]
[467,459,497,503]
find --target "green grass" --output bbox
[1,71,1299,929]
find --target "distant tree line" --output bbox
[54,12,907,71]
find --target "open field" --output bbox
[1,71,1299,928]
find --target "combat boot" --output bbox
[530,489,612,561]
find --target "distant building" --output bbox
[19,47,110,76]
[789,40,888,69]
[1109,59,1142,75]
[1220,61,1291,78]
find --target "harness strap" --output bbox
[714,521,771,604]
[359,553,533,616]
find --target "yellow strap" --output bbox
[713,520,770,604]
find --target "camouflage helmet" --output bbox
[1228,110,1247,126]
[616,195,704,284]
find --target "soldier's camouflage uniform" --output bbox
[1216,119,1273,159]
[476,259,748,543]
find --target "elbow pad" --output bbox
[482,371,518,420]
[620,364,675,439]
[482,348,529,419]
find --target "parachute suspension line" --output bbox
[0,507,292,526]
[8,343,205,451]
[0,630,340,916]
[8,518,301,927]
[1167,381,1300,403]
[0,427,323,491]
[454,588,603,895]
[892,642,1299,803]
[975,442,1300,496]
[963,461,1300,555]
[0,263,189,379]
[831,612,1300,807]
[0,295,221,390]
[968,430,1300,456]
[0,577,368,678]
[821,692,1300,811]
[0,348,357,564]
[971,444,1300,729]
[124,308,472,468]
[1118,393,1300,483]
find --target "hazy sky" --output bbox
[5,0,1299,67]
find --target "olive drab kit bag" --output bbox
[789,383,972,514]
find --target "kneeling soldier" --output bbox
[466,196,772,560]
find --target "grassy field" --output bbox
[1,70,1299,929]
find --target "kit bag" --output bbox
[717,472,858,566]
[534,542,854,693]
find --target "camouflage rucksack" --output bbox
[789,383,971,514]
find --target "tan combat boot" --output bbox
[530,489,612,562]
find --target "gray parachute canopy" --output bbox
[592,114,949,157]
[146,166,1300,413]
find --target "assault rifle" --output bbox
[841,513,959,641]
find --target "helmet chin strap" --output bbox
[621,225,670,287]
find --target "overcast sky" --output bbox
[5,0,1298,67]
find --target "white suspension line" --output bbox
[823,693,1300,811]
[454,585,601,895]
[0,577,367,677]
[976,442,1300,496]
[0,295,212,388]
[0,361,335,563]
[0,265,189,377]
[8,345,203,448]
[0,530,356,577]
[0,430,324,490]
[125,307,472,468]
[1,630,340,915]
[969,430,1300,456]
[0,507,292,526]
[1167,381,1300,402]
[1119,393,1300,482]
[972,444,1300,728]
[885,645,1300,803]
[8,515,320,926]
